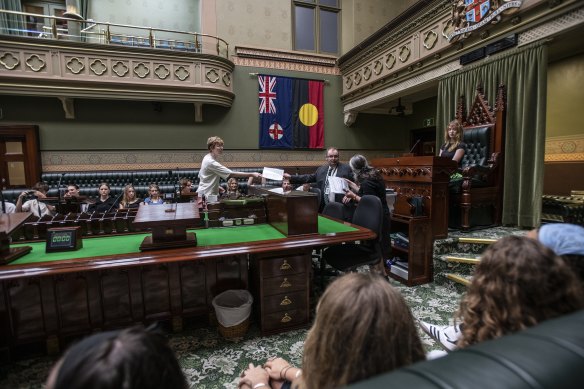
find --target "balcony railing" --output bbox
[0,9,229,57]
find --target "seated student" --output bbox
[15,181,55,217]
[179,178,193,194]
[224,177,241,197]
[64,184,80,198]
[0,199,16,214]
[87,183,118,213]
[239,273,425,389]
[45,326,188,389]
[143,184,165,205]
[421,236,584,353]
[439,120,465,166]
[119,184,142,209]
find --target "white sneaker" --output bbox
[419,321,461,352]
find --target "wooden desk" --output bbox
[0,218,373,359]
[372,156,457,239]
[132,203,200,250]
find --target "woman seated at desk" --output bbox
[88,182,118,213]
[439,120,466,165]
[143,184,165,205]
[119,184,141,209]
[223,177,241,198]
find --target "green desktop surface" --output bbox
[9,216,356,265]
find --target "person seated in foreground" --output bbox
[527,223,584,283]
[239,273,425,389]
[87,182,118,213]
[119,184,142,209]
[421,235,584,353]
[15,181,55,217]
[45,326,187,389]
[143,183,165,205]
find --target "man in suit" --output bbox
[286,147,353,210]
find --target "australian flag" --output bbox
[259,75,324,149]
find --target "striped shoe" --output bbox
[419,321,461,352]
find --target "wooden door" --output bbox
[0,125,42,188]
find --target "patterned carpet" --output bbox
[0,226,523,389]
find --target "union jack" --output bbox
[258,75,277,114]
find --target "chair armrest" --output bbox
[461,152,501,191]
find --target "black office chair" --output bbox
[312,201,345,287]
[321,195,383,274]
[308,187,322,211]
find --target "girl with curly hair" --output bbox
[456,235,584,348]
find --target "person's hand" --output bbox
[264,357,290,381]
[35,191,47,199]
[344,178,358,191]
[239,363,270,389]
[251,172,262,178]
[283,173,291,179]
[342,189,356,204]
[219,186,225,194]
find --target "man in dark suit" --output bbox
[286,147,353,210]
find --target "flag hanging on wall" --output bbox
[258,75,324,149]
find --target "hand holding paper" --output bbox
[262,167,284,181]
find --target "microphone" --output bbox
[103,191,123,216]
[409,139,422,155]
[56,173,64,202]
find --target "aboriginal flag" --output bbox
[258,75,324,149]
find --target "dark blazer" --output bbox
[289,162,353,208]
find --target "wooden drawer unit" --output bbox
[250,249,311,335]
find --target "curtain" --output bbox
[0,0,25,35]
[436,41,548,228]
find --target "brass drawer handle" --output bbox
[280,260,293,271]
[281,313,292,323]
[280,278,292,288]
[280,296,292,306]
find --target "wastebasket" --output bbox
[212,289,253,338]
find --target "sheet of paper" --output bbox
[268,187,284,194]
[328,176,348,193]
[262,167,284,181]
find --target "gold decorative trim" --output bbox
[232,56,340,75]
[545,153,584,162]
[234,45,337,67]
[66,57,85,74]
[385,53,396,69]
[0,52,19,70]
[363,66,372,81]
[90,59,107,76]
[398,45,411,62]
[423,30,438,50]
[25,54,45,72]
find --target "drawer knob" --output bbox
[280,296,292,306]
[281,313,292,323]
[280,260,293,271]
[280,278,292,288]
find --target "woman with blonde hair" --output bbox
[439,120,465,164]
[224,177,240,197]
[239,273,425,389]
[143,183,164,205]
[119,184,141,209]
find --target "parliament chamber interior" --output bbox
[1,1,584,388]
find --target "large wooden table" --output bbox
[0,217,373,360]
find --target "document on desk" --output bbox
[262,167,284,181]
[328,176,348,193]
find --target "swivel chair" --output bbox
[322,195,383,274]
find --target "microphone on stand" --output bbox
[56,174,64,202]
[103,191,123,217]
[409,139,422,155]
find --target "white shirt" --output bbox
[197,153,233,198]
[0,201,16,214]
[21,199,52,217]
